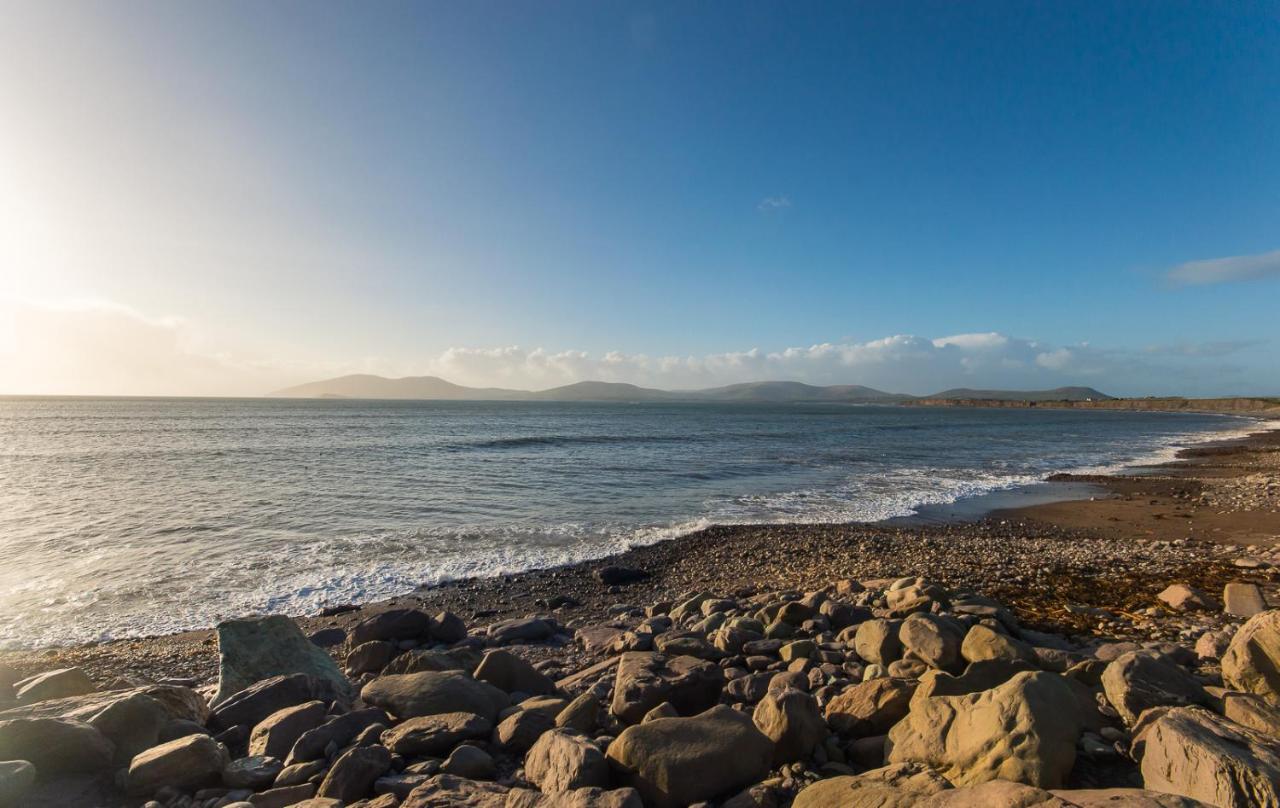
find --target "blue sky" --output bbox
[1,2,1277,395]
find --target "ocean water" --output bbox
[0,397,1260,648]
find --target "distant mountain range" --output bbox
[270,375,1112,404]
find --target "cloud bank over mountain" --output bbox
[0,299,1269,397]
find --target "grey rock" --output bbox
[211,616,353,707]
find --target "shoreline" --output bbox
[3,417,1277,686]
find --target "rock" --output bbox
[605,705,773,808]
[382,712,492,756]
[14,668,95,704]
[309,628,347,648]
[347,641,396,675]
[609,652,723,724]
[249,783,318,808]
[1048,788,1213,806]
[595,566,650,585]
[556,692,601,733]
[752,688,825,764]
[249,700,327,759]
[642,702,679,722]
[1223,610,1280,705]
[474,650,557,695]
[1223,582,1267,618]
[209,673,347,731]
[1222,691,1280,736]
[317,744,392,802]
[224,755,284,789]
[899,613,965,671]
[824,677,915,737]
[85,691,170,762]
[350,609,435,645]
[923,780,1071,806]
[492,708,556,752]
[854,619,902,666]
[0,683,207,725]
[525,728,610,792]
[275,759,327,786]
[211,616,353,707]
[1194,630,1232,661]
[0,760,35,805]
[361,670,509,722]
[127,733,231,795]
[487,617,556,645]
[384,649,469,675]
[441,744,495,779]
[887,671,1083,788]
[1135,706,1280,808]
[961,625,1036,666]
[286,707,391,765]
[398,773,512,807]
[915,660,1037,702]
[792,762,951,808]
[1157,584,1216,612]
[0,717,114,774]
[432,612,469,644]
[1101,650,1209,725]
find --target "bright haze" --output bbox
[1,3,1277,398]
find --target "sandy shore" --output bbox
[4,418,1277,688]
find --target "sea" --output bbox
[0,397,1263,649]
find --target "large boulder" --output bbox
[317,744,392,802]
[84,691,171,763]
[492,708,557,753]
[525,728,610,792]
[0,717,114,774]
[1049,788,1212,807]
[13,668,95,704]
[609,652,723,725]
[1101,651,1209,725]
[824,677,915,737]
[361,670,508,723]
[1222,691,1280,737]
[0,683,207,726]
[792,762,951,808]
[887,671,1082,788]
[211,616,353,707]
[605,705,773,808]
[126,733,231,795]
[381,712,492,756]
[208,673,345,731]
[350,609,435,645]
[961,625,1036,666]
[923,780,1071,806]
[753,688,826,764]
[854,619,902,666]
[899,613,966,671]
[1135,706,1280,808]
[473,650,557,696]
[1222,610,1280,706]
[487,617,556,645]
[249,700,328,759]
[285,707,390,765]
[0,760,35,805]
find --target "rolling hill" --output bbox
[924,386,1112,402]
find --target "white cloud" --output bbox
[1166,249,1280,286]
[1,299,1270,397]
[757,196,792,212]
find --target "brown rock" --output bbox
[824,678,915,737]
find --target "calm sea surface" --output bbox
[0,397,1259,648]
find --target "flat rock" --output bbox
[1157,584,1216,612]
[487,616,556,645]
[1223,582,1268,618]
[361,670,508,723]
[209,674,346,732]
[211,616,353,707]
[609,652,723,725]
[605,704,773,808]
[887,671,1082,788]
[1135,706,1280,808]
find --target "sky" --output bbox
[1,1,1277,397]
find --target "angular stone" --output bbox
[1157,584,1216,612]
[211,616,353,707]
[1222,610,1280,706]
[609,652,723,725]
[605,705,773,808]
[556,692,601,733]
[492,708,556,753]
[85,691,170,763]
[1101,650,1209,725]
[0,717,113,774]
[382,711,492,756]
[752,688,825,764]
[383,649,469,675]
[249,700,327,760]
[1136,706,1280,808]
[14,668,95,704]
[350,609,435,645]
[887,671,1083,788]
[824,678,915,737]
[525,728,610,792]
[361,670,509,723]
[1222,691,1280,737]
[317,744,392,802]
[399,773,511,807]
[127,733,231,795]
[1224,582,1268,618]
[474,650,557,695]
[347,641,395,675]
